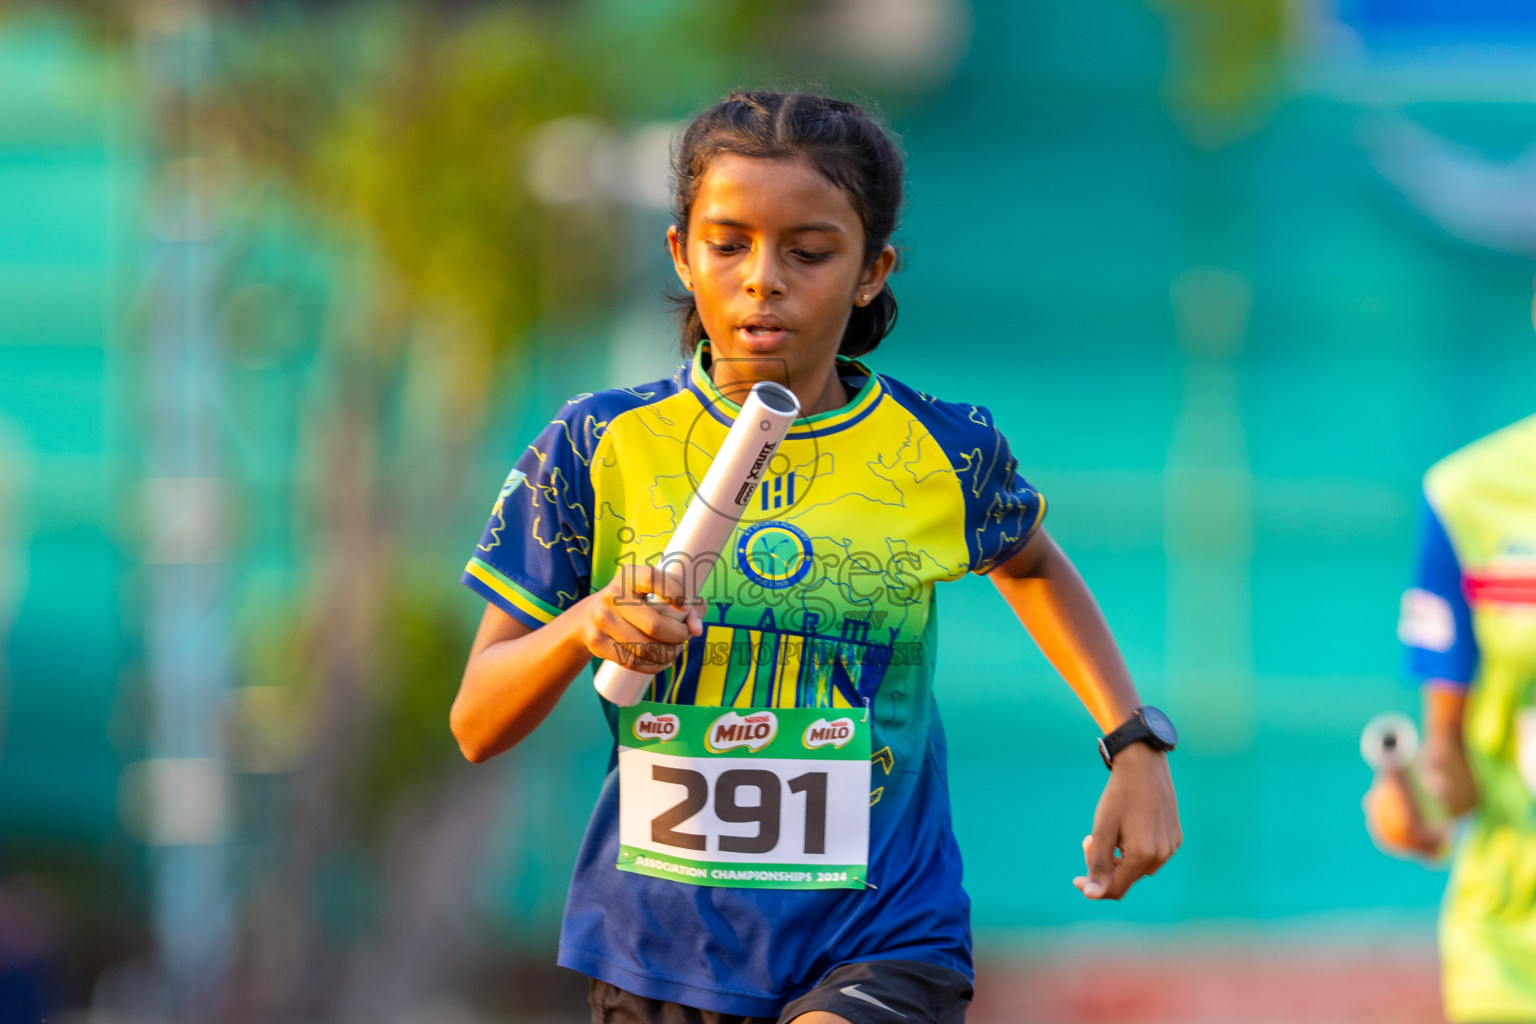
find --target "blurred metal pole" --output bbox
[137,2,234,1015]
[1165,262,1256,756]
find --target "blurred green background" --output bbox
[2,0,1534,1021]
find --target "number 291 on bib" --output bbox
[615,702,871,890]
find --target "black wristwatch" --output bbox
[1098,706,1178,769]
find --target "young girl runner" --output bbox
[453,91,1182,1024]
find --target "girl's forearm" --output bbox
[990,533,1140,731]
[1421,680,1476,817]
[450,598,597,762]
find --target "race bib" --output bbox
[616,701,871,889]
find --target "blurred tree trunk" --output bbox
[0,2,823,1019]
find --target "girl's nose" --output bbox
[743,248,787,299]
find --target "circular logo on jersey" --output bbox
[736,520,813,589]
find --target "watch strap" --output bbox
[1099,707,1175,769]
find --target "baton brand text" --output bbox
[747,442,775,483]
[733,441,777,507]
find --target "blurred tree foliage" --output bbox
[1147,0,1287,150]
[197,3,817,1015]
[0,0,834,1015]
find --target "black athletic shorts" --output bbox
[587,958,972,1023]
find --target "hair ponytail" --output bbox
[841,283,898,359]
[676,294,707,352]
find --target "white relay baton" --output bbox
[1361,711,1419,771]
[593,379,802,706]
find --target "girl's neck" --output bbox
[706,348,852,417]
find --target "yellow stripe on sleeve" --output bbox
[464,560,557,625]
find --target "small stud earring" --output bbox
[860,293,869,303]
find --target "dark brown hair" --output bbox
[671,91,905,358]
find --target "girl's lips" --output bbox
[735,325,790,348]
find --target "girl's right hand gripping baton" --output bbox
[1361,711,1450,860]
[592,380,801,707]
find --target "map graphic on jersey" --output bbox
[460,342,1044,1017]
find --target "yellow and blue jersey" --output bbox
[1400,413,1536,1023]
[462,341,1044,1016]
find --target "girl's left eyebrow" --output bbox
[700,217,845,234]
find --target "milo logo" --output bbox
[803,717,855,750]
[633,711,680,743]
[705,710,778,753]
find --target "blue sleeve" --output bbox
[461,401,597,629]
[1399,492,1477,686]
[863,379,1048,575]
[966,410,1046,575]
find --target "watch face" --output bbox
[1141,706,1178,748]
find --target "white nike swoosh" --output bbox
[840,984,907,1018]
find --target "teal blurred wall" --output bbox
[0,19,137,848]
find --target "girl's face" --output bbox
[668,153,894,381]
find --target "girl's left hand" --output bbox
[1072,743,1181,900]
